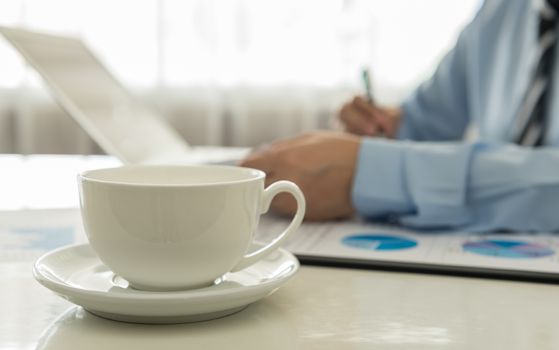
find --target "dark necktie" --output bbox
[511,1,558,146]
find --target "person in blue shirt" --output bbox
[241,0,559,232]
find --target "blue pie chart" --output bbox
[342,234,418,251]
[462,239,555,259]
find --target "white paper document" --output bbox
[257,216,559,281]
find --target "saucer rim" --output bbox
[33,243,299,301]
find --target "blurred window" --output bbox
[0,0,479,101]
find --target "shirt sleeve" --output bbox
[352,138,559,232]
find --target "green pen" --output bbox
[362,68,385,136]
[362,68,374,104]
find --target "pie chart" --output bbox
[462,239,555,259]
[342,234,418,251]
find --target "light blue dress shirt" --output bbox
[352,0,559,232]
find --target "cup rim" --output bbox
[79,165,266,187]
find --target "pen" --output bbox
[361,68,374,104]
[362,68,386,137]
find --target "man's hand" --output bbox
[339,96,402,138]
[240,131,362,221]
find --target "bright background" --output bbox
[0,0,479,154]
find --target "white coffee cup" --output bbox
[78,165,305,291]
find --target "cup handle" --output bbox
[230,180,306,272]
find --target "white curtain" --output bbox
[0,0,479,154]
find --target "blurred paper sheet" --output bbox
[0,209,85,261]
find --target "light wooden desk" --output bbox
[1,155,558,350]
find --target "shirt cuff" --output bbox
[352,138,416,218]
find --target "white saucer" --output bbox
[33,243,299,324]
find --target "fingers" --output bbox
[340,101,378,136]
[353,96,395,135]
[339,96,396,137]
[241,133,314,172]
[353,96,377,116]
[239,148,276,175]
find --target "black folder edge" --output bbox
[295,254,559,285]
